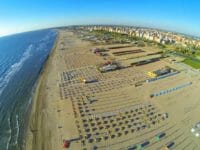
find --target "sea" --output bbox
[0,29,58,150]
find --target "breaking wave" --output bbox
[0,45,33,96]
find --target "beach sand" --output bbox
[26,30,75,150]
[25,29,200,150]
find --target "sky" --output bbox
[0,0,200,37]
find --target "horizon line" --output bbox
[0,24,199,39]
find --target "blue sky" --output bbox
[0,0,200,37]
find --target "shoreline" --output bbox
[24,30,60,150]
[24,30,94,150]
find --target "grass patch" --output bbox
[183,58,200,69]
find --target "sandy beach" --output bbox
[25,29,200,150]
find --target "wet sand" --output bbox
[25,30,65,150]
[25,30,94,150]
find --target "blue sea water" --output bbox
[0,29,58,150]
